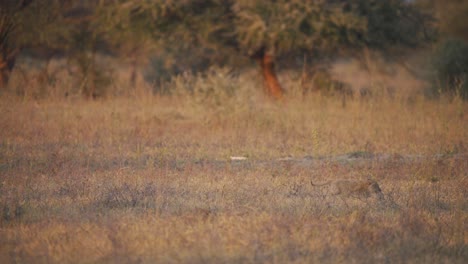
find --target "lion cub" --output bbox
[311,179,384,200]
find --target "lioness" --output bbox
[311,179,384,200]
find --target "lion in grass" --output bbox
[311,179,385,201]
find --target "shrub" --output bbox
[163,66,256,111]
[431,39,468,99]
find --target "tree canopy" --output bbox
[129,1,433,56]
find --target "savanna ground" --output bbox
[0,65,467,263]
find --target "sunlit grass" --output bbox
[0,79,467,263]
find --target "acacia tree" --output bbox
[0,0,152,96]
[0,0,72,90]
[0,0,35,88]
[128,0,432,99]
[420,0,468,42]
[96,2,158,87]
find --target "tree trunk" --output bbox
[0,64,9,89]
[253,49,284,100]
[0,51,17,90]
[130,53,138,87]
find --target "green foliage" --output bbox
[420,0,468,42]
[431,39,468,99]
[356,0,435,49]
[0,0,65,88]
[0,0,67,51]
[230,1,396,54]
[140,1,432,56]
[232,0,368,55]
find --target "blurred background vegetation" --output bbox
[0,0,467,100]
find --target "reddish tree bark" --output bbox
[0,61,9,89]
[0,50,17,90]
[252,49,284,100]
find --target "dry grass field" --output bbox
[0,73,467,263]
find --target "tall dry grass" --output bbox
[0,66,467,263]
